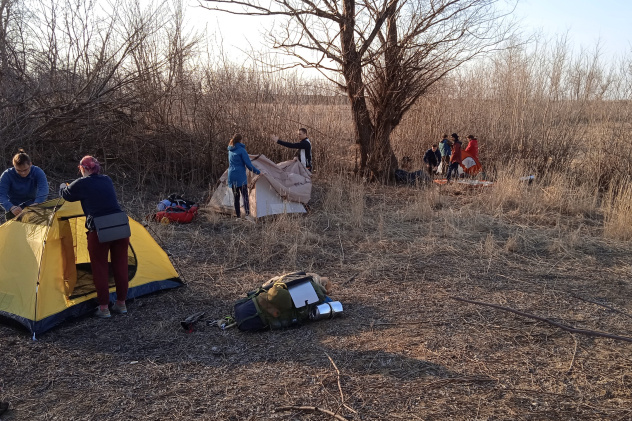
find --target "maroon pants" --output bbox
[87,231,129,306]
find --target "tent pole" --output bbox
[32,197,65,340]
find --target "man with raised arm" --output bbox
[271,128,313,172]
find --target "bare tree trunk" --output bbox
[367,119,398,182]
[340,0,373,176]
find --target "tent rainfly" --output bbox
[209,155,312,218]
[0,199,182,335]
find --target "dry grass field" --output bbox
[2,173,631,420]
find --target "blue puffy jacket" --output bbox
[227,143,260,188]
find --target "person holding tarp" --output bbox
[227,134,261,222]
[60,156,130,319]
[446,133,463,182]
[271,128,313,172]
[0,149,49,220]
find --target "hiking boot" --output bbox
[111,302,127,314]
[94,307,111,318]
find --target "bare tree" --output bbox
[200,0,517,180]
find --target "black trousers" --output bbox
[232,184,250,217]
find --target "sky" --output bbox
[513,0,632,58]
[186,0,632,62]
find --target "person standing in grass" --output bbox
[60,156,129,318]
[438,134,452,176]
[271,128,312,172]
[446,133,463,182]
[465,135,479,160]
[227,134,260,222]
[423,144,440,177]
[0,149,49,220]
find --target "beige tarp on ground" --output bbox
[208,155,312,218]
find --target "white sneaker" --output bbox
[244,215,255,223]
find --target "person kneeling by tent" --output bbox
[60,156,130,319]
[0,149,49,220]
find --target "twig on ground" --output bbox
[567,333,578,373]
[362,321,432,326]
[570,294,632,321]
[339,273,358,288]
[325,352,357,414]
[420,376,496,388]
[451,296,632,343]
[338,232,345,262]
[224,262,247,272]
[275,406,349,421]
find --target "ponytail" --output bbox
[228,134,243,147]
[12,149,31,166]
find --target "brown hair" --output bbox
[228,133,243,147]
[299,128,307,135]
[13,149,31,166]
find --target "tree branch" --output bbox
[451,296,632,344]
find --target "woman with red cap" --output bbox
[60,156,129,318]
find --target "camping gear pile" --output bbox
[209,155,311,218]
[154,194,198,224]
[233,271,342,331]
[0,199,182,335]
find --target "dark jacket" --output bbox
[277,138,312,170]
[423,148,439,167]
[61,173,122,230]
[0,166,49,211]
[227,142,260,188]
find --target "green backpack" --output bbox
[234,272,328,331]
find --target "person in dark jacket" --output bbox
[60,156,129,318]
[271,128,312,171]
[0,149,49,220]
[227,134,261,221]
[438,134,452,176]
[446,133,463,182]
[423,145,440,177]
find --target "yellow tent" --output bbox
[0,199,182,335]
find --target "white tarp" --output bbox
[208,155,311,218]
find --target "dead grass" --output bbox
[1,176,632,420]
[603,179,632,241]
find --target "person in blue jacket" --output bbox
[0,149,49,219]
[227,134,260,221]
[438,134,452,176]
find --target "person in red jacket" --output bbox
[465,135,479,160]
[446,133,462,182]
